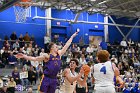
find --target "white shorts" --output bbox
[94,86,116,93]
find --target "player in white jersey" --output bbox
[92,50,124,93]
[59,59,87,93]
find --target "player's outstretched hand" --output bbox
[71,30,79,38]
[119,81,125,88]
[79,67,84,75]
[15,53,25,59]
[116,76,125,88]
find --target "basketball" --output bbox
[82,64,90,76]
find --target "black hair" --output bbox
[70,58,79,66]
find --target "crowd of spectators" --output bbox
[0,32,139,93]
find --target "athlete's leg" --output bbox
[48,79,57,93]
[94,86,104,93]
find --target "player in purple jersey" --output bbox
[15,31,79,93]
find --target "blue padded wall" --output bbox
[0,6,46,48]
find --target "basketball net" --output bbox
[13,0,32,23]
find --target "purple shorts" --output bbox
[39,76,57,93]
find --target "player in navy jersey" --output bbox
[15,31,79,93]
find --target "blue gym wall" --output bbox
[0,6,46,48]
[51,9,104,44]
[108,16,140,43]
[0,6,140,48]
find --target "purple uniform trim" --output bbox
[39,54,61,93]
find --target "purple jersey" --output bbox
[39,54,61,93]
[43,54,61,77]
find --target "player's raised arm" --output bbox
[15,53,49,62]
[112,62,120,76]
[58,31,79,56]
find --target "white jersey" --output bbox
[59,69,77,93]
[93,61,115,87]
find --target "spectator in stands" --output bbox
[30,35,35,42]
[57,42,63,50]
[86,44,93,55]
[53,35,59,43]
[13,48,18,55]
[0,76,3,89]
[44,33,51,53]
[18,47,24,54]
[79,54,87,66]
[12,67,20,85]
[18,34,24,48]
[10,32,18,45]
[12,40,19,49]
[20,67,29,87]
[99,38,107,50]
[10,32,17,41]
[23,32,30,41]
[130,82,138,93]
[123,83,131,93]
[36,64,43,80]
[28,66,37,85]
[0,60,5,68]
[2,50,9,65]
[66,54,72,66]
[120,40,127,48]
[34,44,40,56]
[79,36,84,49]
[4,35,9,41]
[7,77,16,93]
[0,47,5,55]
[81,48,86,55]
[23,44,28,53]
[30,35,36,47]
[92,45,98,56]
[70,44,75,51]
[8,51,17,67]
[34,44,38,51]
[26,44,32,55]
[75,44,80,53]
[111,55,118,65]
[71,44,80,58]
[137,84,140,93]
[0,84,11,93]
[23,59,31,70]
[3,40,10,50]
[39,48,45,65]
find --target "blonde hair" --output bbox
[97,50,110,62]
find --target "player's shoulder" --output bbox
[63,68,71,76]
[42,53,50,59]
[104,61,112,65]
[43,53,49,56]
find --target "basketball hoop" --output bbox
[13,0,32,23]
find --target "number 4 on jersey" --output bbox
[100,66,106,74]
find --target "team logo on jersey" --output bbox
[54,61,58,66]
